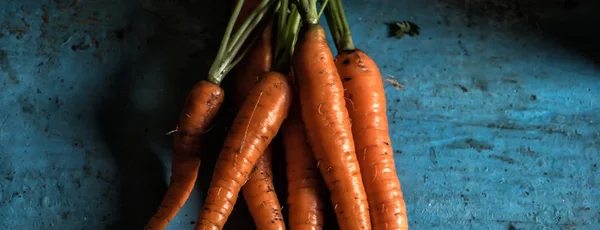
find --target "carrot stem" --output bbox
[227,0,274,53]
[208,0,277,86]
[273,3,303,73]
[317,0,328,18]
[212,0,244,71]
[324,0,354,51]
[274,0,289,56]
[297,0,319,25]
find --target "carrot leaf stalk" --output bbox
[323,0,354,52]
[208,0,279,86]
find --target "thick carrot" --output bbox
[145,81,224,230]
[145,0,277,228]
[292,2,371,228]
[233,20,285,230]
[283,103,326,230]
[336,50,408,230]
[195,71,291,230]
[325,1,408,229]
[232,1,286,228]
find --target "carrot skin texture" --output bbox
[292,24,371,230]
[283,105,326,230]
[241,146,285,230]
[231,13,284,229]
[145,80,224,230]
[335,50,408,229]
[195,72,292,230]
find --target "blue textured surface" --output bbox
[1,0,599,229]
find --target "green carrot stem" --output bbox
[211,0,245,74]
[297,0,319,25]
[273,3,302,73]
[324,0,354,51]
[207,0,277,86]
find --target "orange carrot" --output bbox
[283,102,326,230]
[145,81,224,230]
[146,0,277,228]
[194,71,292,230]
[232,19,285,230]
[325,1,408,229]
[241,146,285,229]
[232,23,274,108]
[336,49,408,230]
[292,3,371,228]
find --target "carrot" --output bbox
[194,71,292,230]
[231,0,273,100]
[145,81,224,230]
[283,103,326,230]
[145,1,277,229]
[241,146,286,229]
[235,24,285,230]
[292,1,371,229]
[232,23,274,108]
[324,1,408,229]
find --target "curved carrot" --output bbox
[241,146,285,229]
[325,1,408,228]
[194,71,292,230]
[145,80,224,230]
[292,23,371,230]
[283,103,326,230]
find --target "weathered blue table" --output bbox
[1,0,599,229]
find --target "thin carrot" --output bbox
[145,1,277,229]
[194,71,292,230]
[283,103,326,230]
[292,1,371,229]
[232,23,274,108]
[145,81,224,230]
[241,146,285,229]
[325,1,408,229]
[231,0,273,101]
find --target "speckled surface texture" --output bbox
[1,0,599,229]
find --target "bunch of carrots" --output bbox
[144,0,408,229]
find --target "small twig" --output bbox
[384,75,406,90]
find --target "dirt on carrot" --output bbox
[145,80,224,230]
[336,50,408,230]
[241,146,285,229]
[195,71,292,230]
